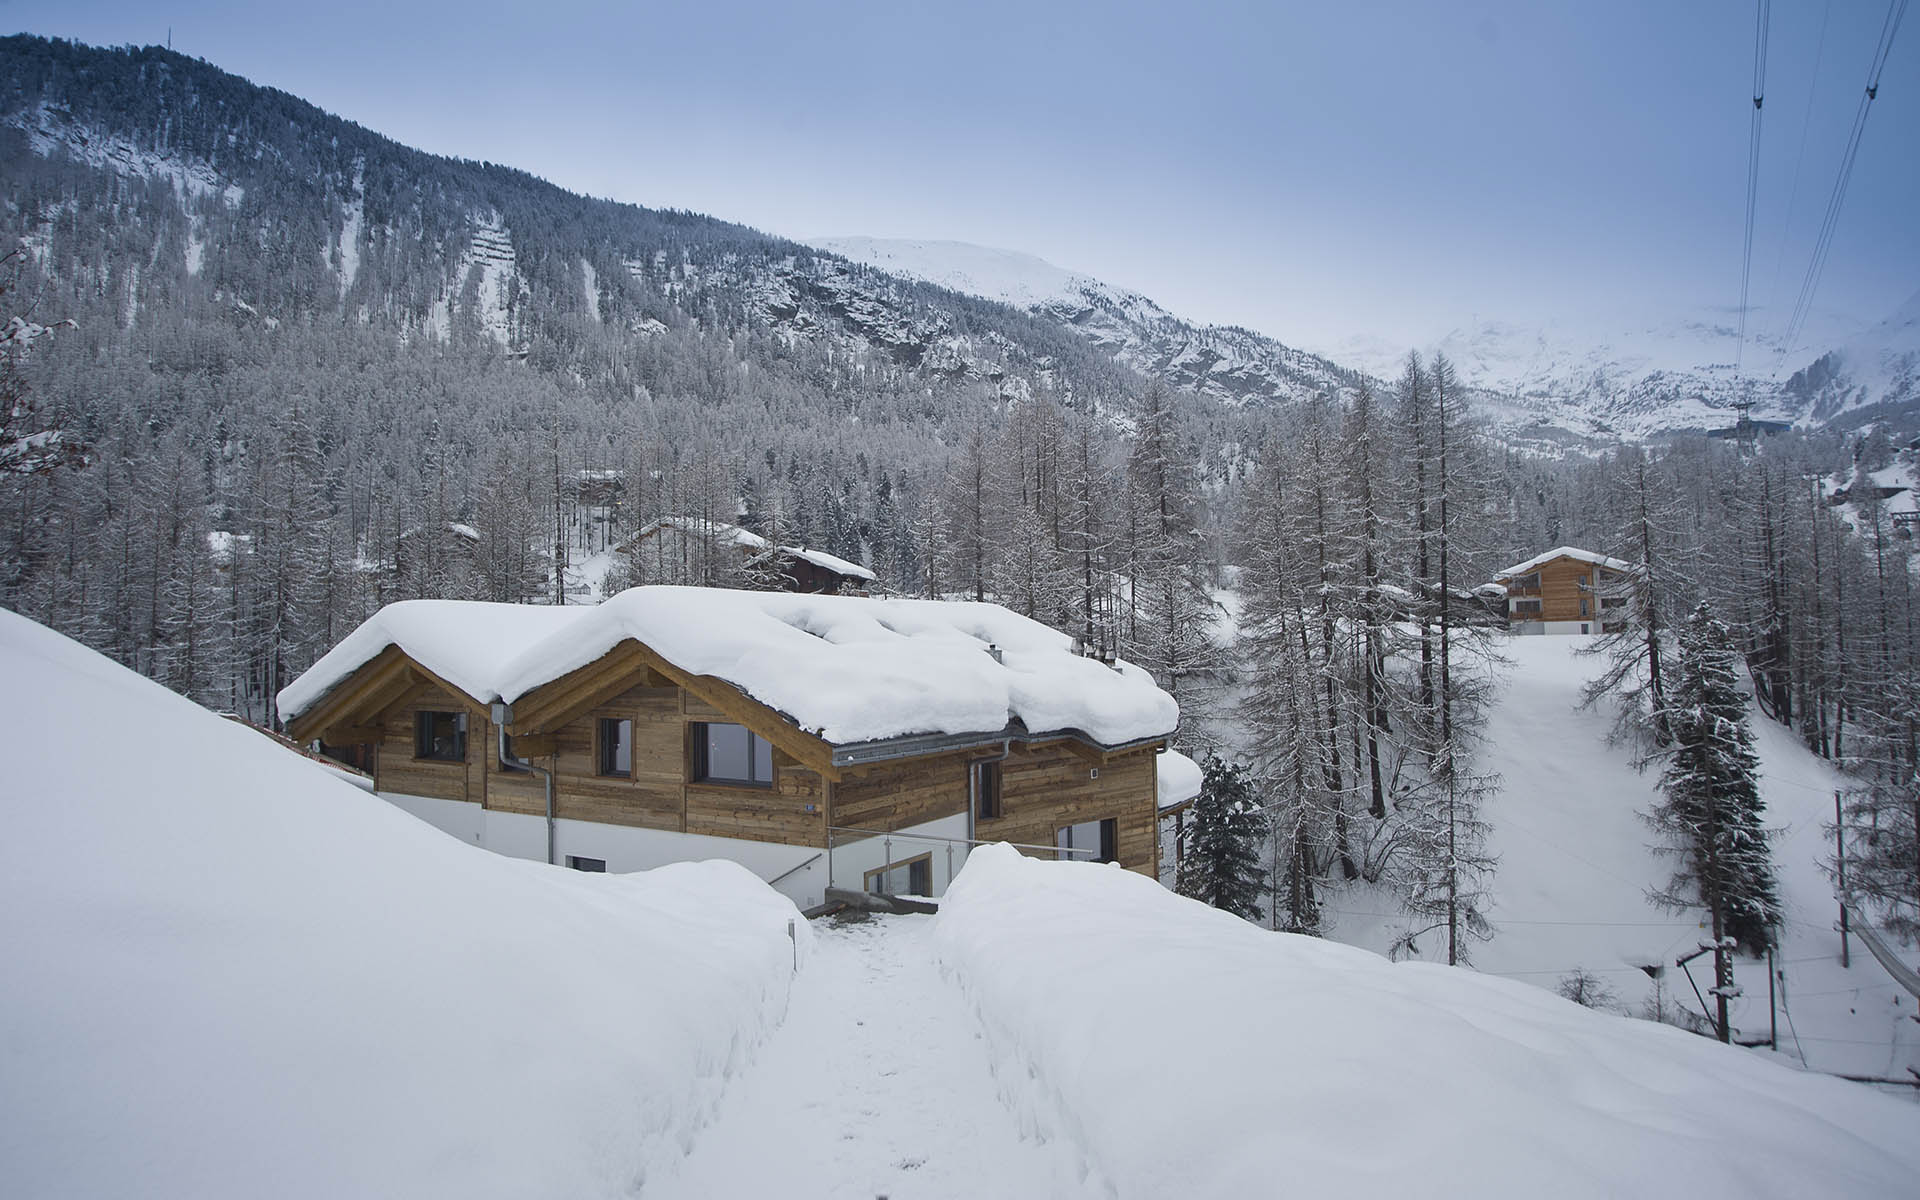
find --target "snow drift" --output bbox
[935,845,1920,1200]
[0,607,808,1200]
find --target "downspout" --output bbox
[966,738,1014,854]
[491,701,556,866]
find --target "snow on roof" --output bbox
[1156,749,1203,811]
[1494,546,1634,579]
[280,587,1178,747]
[780,545,876,581]
[635,516,771,552]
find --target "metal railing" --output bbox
[826,824,1099,897]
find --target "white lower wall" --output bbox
[376,793,828,909]
[828,810,973,898]
[1509,620,1597,636]
[381,791,484,844]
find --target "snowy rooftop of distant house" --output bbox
[278,587,1178,747]
[632,517,877,582]
[1494,546,1634,580]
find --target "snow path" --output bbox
[650,914,1097,1200]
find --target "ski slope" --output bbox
[1324,636,1920,1084]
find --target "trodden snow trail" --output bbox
[649,913,1101,1200]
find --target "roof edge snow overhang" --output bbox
[829,725,1171,768]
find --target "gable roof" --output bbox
[278,587,1177,748]
[1494,546,1634,580]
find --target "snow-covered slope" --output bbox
[0,607,807,1200]
[937,844,1920,1199]
[1326,636,1918,1083]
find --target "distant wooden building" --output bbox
[279,587,1180,909]
[1493,547,1634,636]
[623,516,877,595]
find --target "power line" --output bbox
[1763,0,1831,331]
[1735,0,1771,379]
[1778,0,1910,366]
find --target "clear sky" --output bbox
[5,0,1916,359]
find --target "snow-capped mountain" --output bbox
[1332,299,1918,439]
[813,236,1365,411]
[818,237,1919,442]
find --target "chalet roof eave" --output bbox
[828,723,1172,768]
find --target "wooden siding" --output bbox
[976,742,1160,876]
[372,684,483,803]
[1506,555,1625,626]
[348,647,1159,871]
[833,749,972,832]
[480,679,827,848]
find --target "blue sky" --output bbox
[6,0,1916,359]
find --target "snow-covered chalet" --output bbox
[1493,546,1634,636]
[278,587,1192,909]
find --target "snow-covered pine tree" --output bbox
[1648,603,1782,960]
[1581,445,1689,752]
[1175,754,1268,923]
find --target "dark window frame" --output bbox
[974,759,1003,820]
[413,710,468,762]
[864,852,933,897]
[690,721,775,788]
[566,855,606,873]
[596,716,633,778]
[1057,817,1119,864]
[1512,598,1543,615]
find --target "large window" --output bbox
[974,760,1003,820]
[1057,818,1118,864]
[414,710,467,762]
[865,853,932,897]
[1513,571,1541,591]
[1600,596,1627,611]
[597,717,633,778]
[693,721,773,786]
[1512,598,1542,615]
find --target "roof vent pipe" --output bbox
[491,701,556,867]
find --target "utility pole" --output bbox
[1835,790,1850,968]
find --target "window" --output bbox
[414,710,467,762]
[865,853,932,897]
[1514,571,1541,591]
[1057,818,1118,864]
[1579,597,1590,617]
[566,855,606,873]
[974,759,1003,820]
[597,717,633,778]
[866,854,932,896]
[693,721,773,786]
[1512,598,1542,615]
[1600,596,1627,610]
[1601,620,1628,634]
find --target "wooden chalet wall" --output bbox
[1507,556,1625,626]
[977,742,1159,876]
[345,645,1161,879]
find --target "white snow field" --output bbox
[649,914,1097,1200]
[937,845,1920,1200]
[1324,636,1920,1084]
[0,608,807,1200]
